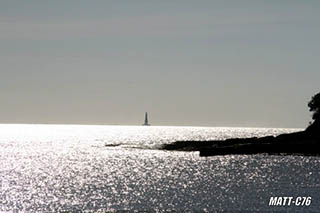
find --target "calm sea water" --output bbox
[1,124,319,212]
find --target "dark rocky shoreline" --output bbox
[161,121,320,157]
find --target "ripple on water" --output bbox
[1,124,319,211]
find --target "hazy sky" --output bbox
[0,0,319,128]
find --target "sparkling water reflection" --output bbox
[1,124,319,211]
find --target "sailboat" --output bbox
[142,112,151,126]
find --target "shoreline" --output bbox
[161,128,320,157]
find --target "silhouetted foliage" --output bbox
[308,92,320,121]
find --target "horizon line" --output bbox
[0,122,304,130]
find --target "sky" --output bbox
[0,0,319,128]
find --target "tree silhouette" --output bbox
[308,92,320,122]
[306,92,320,133]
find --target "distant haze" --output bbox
[0,0,319,128]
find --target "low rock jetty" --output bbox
[161,121,320,156]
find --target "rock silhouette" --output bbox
[162,92,320,156]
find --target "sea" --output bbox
[1,124,319,212]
